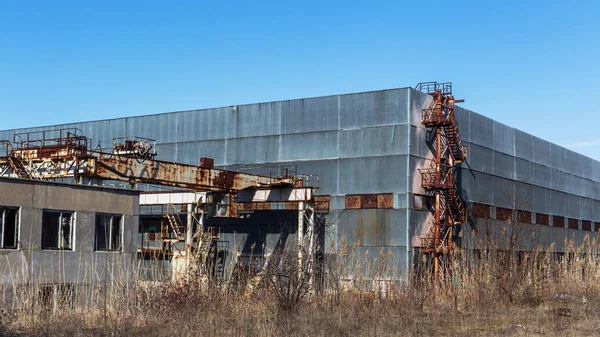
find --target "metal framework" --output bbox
[0,129,322,282]
[416,82,468,283]
[0,128,304,193]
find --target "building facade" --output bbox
[1,86,598,280]
[0,177,139,288]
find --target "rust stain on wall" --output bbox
[345,195,361,209]
[377,194,394,209]
[345,193,394,209]
[472,203,490,218]
[314,195,330,212]
[495,207,512,221]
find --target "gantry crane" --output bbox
[0,129,322,280]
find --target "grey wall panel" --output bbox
[515,130,534,162]
[280,95,340,134]
[457,166,474,204]
[126,114,179,144]
[568,174,588,198]
[593,161,600,182]
[408,155,431,195]
[467,144,494,173]
[454,106,471,143]
[493,151,515,180]
[473,172,495,205]
[515,158,535,185]
[580,154,594,180]
[294,159,339,195]
[338,155,407,195]
[329,196,345,211]
[580,198,594,222]
[78,119,126,148]
[533,163,551,190]
[396,193,409,209]
[565,150,587,178]
[408,125,433,159]
[592,180,600,201]
[280,131,338,162]
[468,112,494,149]
[158,140,228,166]
[567,195,582,219]
[225,136,279,165]
[177,108,237,142]
[513,181,535,211]
[551,169,567,192]
[409,88,431,127]
[341,125,409,159]
[493,121,515,156]
[234,102,282,138]
[532,186,547,215]
[340,89,408,129]
[547,190,569,216]
[493,175,515,209]
[533,136,551,167]
[337,209,408,247]
[550,143,566,172]
[150,142,178,163]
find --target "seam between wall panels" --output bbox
[406,89,411,277]
[337,94,341,196]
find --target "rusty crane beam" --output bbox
[0,129,300,192]
[95,156,296,192]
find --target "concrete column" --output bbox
[298,202,305,274]
[186,203,194,282]
[307,207,315,290]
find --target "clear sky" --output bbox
[1,1,599,158]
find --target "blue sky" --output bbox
[1,1,599,158]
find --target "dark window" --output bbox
[0,207,19,249]
[95,214,122,251]
[582,221,592,231]
[413,194,433,211]
[42,210,74,250]
[517,210,531,224]
[536,213,549,226]
[553,216,564,228]
[568,218,579,230]
[472,203,491,218]
[496,207,512,221]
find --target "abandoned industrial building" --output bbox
[0,177,139,290]
[1,82,598,286]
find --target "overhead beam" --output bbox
[94,156,294,192]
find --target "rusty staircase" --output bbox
[415,82,468,279]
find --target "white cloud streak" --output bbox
[567,140,600,149]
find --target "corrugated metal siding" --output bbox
[409,89,600,252]
[5,86,600,272]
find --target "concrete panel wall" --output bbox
[0,178,139,285]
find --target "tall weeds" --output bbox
[3,236,600,336]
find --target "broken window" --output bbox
[95,214,122,251]
[0,207,19,249]
[42,210,74,250]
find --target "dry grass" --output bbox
[3,237,600,336]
